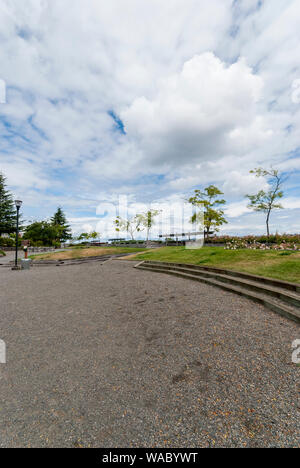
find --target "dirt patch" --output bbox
[34,248,136,261]
[113,250,149,260]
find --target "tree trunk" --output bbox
[266,210,271,238]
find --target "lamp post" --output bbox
[14,200,22,269]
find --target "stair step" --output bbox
[136,263,300,324]
[142,261,300,293]
[139,263,300,308]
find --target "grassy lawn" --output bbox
[134,246,300,284]
[30,246,147,261]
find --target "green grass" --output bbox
[0,249,6,257]
[135,246,300,283]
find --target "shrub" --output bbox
[30,240,44,247]
[206,233,300,245]
[0,237,14,247]
[225,240,300,251]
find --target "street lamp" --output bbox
[14,200,22,269]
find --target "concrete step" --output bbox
[138,262,300,309]
[135,262,300,324]
[141,260,300,293]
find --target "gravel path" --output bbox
[0,259,299,448]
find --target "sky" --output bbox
[0,0,300,239]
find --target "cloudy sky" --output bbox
[0,0,300,238]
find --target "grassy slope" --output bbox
[30,246,147,261]
[135,246,300,283]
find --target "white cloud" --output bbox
[225,201,251,218]
[221,170,268,197]
[0,0,299,236]
[0,158,49,191]
[282,198,300,210]
[121,53,265,167]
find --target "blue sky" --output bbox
[0,0,300,239]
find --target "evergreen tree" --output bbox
[51,207,72,242]
[0,173,17,236]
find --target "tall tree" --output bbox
[77,231,100,242]
[246,167,284,237]
[77,232,90,242]
[114,215,144,240]
[188,185,227,238]
[51,207,72,242]
[139,210,160,241]
[23,221,61,246]
[89,231,100,241]
[0,173,17,236]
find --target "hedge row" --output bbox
[205,234,300,245]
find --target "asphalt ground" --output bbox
[0,259,299,447]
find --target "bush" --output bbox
[30,240,44,247]
[206,234,300,245]
[0,250,6,256]
[225,240,300,251]
[28,240,60,247]
[0,237,15,247]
